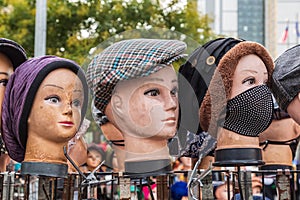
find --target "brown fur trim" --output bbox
[200,42,274,137]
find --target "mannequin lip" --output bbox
[59,121,74,127]
[162,117,176,123]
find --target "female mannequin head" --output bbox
[199,41,274,166]
[2,56,88,177]
[200,41,274,138]
[0,38,27,172]
[85,144,106,172]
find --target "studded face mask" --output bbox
[219,85,273,137]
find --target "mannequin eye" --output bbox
[144,88,160,96]
[72,99,82,107]
[45,96,60,104]
[0,79,8,86]
[242,77,255,85]
[170,87,178,96]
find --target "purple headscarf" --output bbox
[1,55,88,162]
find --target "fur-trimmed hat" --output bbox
[200,42,274,137]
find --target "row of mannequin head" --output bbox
[0,37,299,177]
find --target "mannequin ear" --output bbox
[111,94,124,117]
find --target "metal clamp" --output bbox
[188,154,214,200]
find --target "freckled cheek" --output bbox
[72,108,82,128]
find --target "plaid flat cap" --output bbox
[87,38,187,113]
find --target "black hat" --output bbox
[178,37,243,133]
[0,38,27,69]
[271,44,300,111]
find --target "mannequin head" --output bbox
[0,53,14,126]
[199,41,274,166]
[85,144,105,172]
[0,38,27,172]
[200,41,274,137]
[271,44,300,125]
[2,56,88,173]
[87,39,186,173]
[178,37,243,167]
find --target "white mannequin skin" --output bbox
[25,68,84,164]
[105,65,178,162]
[217,54,268,149]
[0,53,14,172]
[287,93,300,125]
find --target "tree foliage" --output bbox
[0,0,216,63]
[0,0,217,142]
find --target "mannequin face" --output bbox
[28,68,84,142]
[86,149,103,169]
[0,53,13,126]
[111,65,178,139]
[214,183,233,200]
[230,54,268,98]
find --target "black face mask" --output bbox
[219,85,273,137]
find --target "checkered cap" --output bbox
[87,38,187,113]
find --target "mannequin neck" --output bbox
[24,134,68,164]
[216,127,260,150]
[123,133,170,162]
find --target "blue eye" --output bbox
[72,99,81,107]
[45,96,60,104]
[144,89,160,96]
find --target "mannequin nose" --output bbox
[165,95,177,110]
[63,103,73,115]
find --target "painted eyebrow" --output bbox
[43,84,63,89]
[147,77,164,82]
[73,89,83,93]
[240,69,268,74]
[0,72,9,76]
[146,78,178,83]
[43,84,83,93]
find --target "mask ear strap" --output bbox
[109,140,125,147]
[259,136,300,150]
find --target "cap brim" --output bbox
[0,45,27,69]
